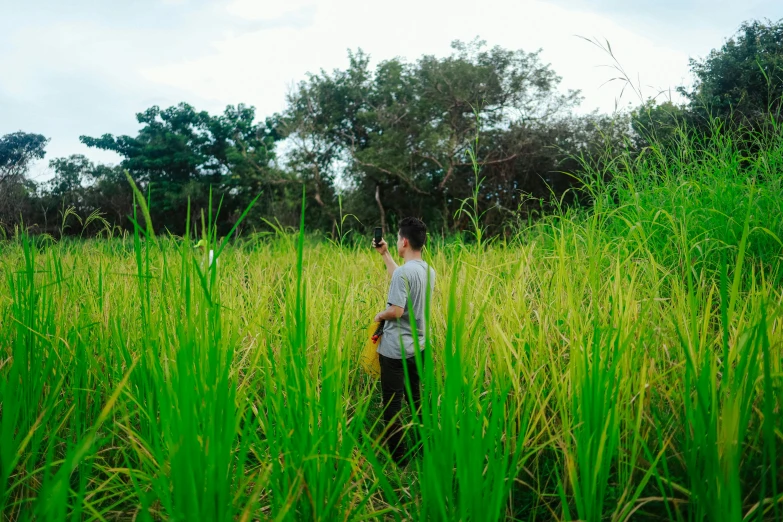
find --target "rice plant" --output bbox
[0,118,782,521]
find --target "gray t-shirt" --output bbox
[378,259,436,359]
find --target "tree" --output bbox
[80,103,282,235]
[280,39,581,234]
[48,155,91,202]
[35,155,132,236]
[631,101,690,152]
[0,132,48,233]
[0,132,48,180]
[683,19,783,124]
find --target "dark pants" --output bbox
[379,352,422,463]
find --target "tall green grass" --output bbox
[1,120,782,520]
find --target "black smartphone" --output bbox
[373,227,383,247]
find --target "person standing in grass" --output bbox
[373,217,436,465]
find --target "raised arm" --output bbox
[373,239,398,278]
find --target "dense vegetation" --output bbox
[1,16,782,522]
[2,20,781,239]
[1,108,782,520]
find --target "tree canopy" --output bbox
[3,20,782,239]
[280,39,582,234]
[684,19,783,123]
[80,103,282,234]
[0,132,48,232]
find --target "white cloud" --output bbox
[142,0,692,120]
[226,0,315,20]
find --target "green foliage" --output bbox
[684,19,783,122]
[30,155,132,237]
[5,20,783,521]
[3,112,783,519]
[0,132,49,233]
[6,20,783,245]
[48,155,91,199]
[0,132,48,174]
[80,103,282,235]
[281,39,583,235]
[594,114,783,280]
[632,100,691,151]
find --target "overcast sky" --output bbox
[2,0,781,182]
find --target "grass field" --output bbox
[2,123,783,521]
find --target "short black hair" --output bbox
[398,217,427,251]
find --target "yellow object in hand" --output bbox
[360,320,382,378]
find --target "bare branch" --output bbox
[353,158,430,195]
[375,184,386,233]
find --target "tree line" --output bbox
[1,20,781,240]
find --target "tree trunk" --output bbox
[375,184,386,234]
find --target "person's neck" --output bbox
[402,250,423,263]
